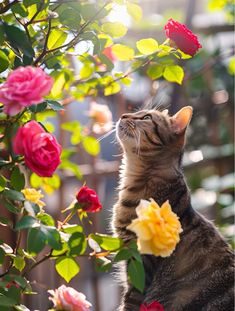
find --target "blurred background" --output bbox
[2,0,234,310]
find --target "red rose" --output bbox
[140,301,164,311]
[164,18,202,56]
[0,66,53,116]
[76,186,102,213]
[13,121,62,177]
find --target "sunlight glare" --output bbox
[108,4,131,27]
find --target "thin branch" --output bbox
[0,0,19,14]
[33,19,52,66]
[25,1,45,26]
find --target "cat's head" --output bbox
[116,106,193,159]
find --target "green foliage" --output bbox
[89,234,123,251]
[55,256,80,283]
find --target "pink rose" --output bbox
[0,66,53,116]
[76,185,102,213]
[89,101,113,134]
[13,121,61,177]
[164,19,202,56]
[140,301,164,311]
[48,285,92,311]
[102,46,117,62]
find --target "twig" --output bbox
[34,19,52,66]
[0,0,19,14]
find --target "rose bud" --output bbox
[164,18,202,56]
[13,121,62,177]
[140,301,164,311]
[76,185,102,213]
[0,66,53,116]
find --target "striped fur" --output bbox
[112,108,234,311]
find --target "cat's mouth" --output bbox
[116,119,136,140]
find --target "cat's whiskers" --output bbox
[97,128,116,142]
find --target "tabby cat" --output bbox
[112,106,234,311]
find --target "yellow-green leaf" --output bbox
[136,38,158,55]
[101,22,127,38]
[228,57,235,75]
[82,136,100,156]
[163,65,184,84]
[80,65,94,79]
[55,256,80,283]
[127,3,142,22]
[147,64,164,80]
[47,29,67,50]
[112,44,134,61]
[50,72,66,98]
[104,81,121,96]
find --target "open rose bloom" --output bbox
[127,199,182,257]
[13,121,61,177]
[164,18,202,56]
[0,66,53,116]
[48,285,92,311]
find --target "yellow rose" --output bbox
[127,199,182,257]
[21,188,45,208]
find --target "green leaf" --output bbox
[104,81,121,96]
[14,305,30,311]
[163,65,184,84]
[68,232,87,256]
[59,161,82,179]
[37,213,55,226]
[13,256,25,272]
[114,248,132,262]
[41,226,62,250]
[82,136,100,156]
[59,8,81,28]
[90,234,123,251]
[10,167,25,191]
[101,22,127,38]
[30,173,42,188]
[136,38,158,55]
[0,248,5,266]
[4,24,34,57]
[63,224,83,234]
[12,3,28,17]
[15,216,38,230]
[80,65,94,80]
[128,258,145,293]
[3,189,25,201]
[95,257,112,272]
[29,102,47,113]
[127,3,142,22]
[0,174,6,192]
[27,227,46,253]
[55,256,80,283]
[46,100,64,111]
[47,30,67,50]
[228,57,235,75]
[0,294,16,307]
[147,64,164,80]
[112,44,134,61]
[0,25,4,46]
[0,50,9,73]
[3,200,19,214]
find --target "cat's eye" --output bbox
[142,115,152,120]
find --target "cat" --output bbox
[112,106,234,311]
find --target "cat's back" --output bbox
[145,208,234,311]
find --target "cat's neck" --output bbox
[119,153,190,216]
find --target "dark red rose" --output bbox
[76,186,102,213]
[140,301,164,311]
[164,18,202,56]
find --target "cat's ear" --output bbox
[171,106,193,134]
[162,109,169,116]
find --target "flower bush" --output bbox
[0,1,201,310]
